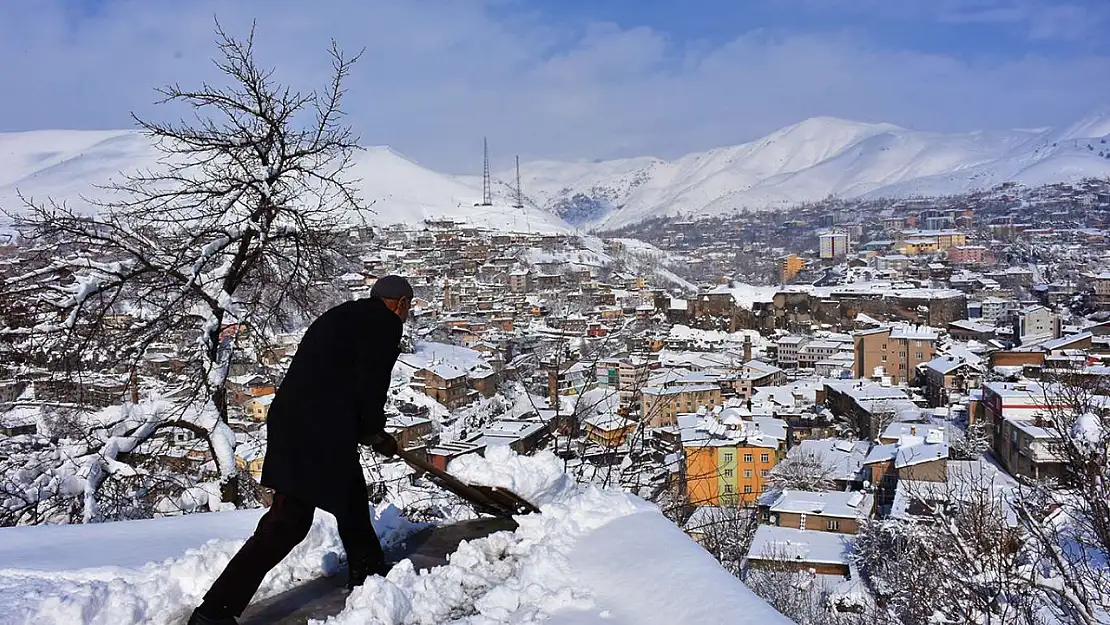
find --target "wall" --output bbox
[775,512,860,534]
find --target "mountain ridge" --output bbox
[3,110,1109,233]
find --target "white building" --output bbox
[819,232,851,259]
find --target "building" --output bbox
[852,324,939,385]
[923,356,983,407]
[781,254,805,282]
[414,363,477,409]
[819,232,850,259]
[583,413,637,448]
[547,361,593,403]
[385,414,435,450]
[1095,272,1110,309]
[243,393,275,422]
[641,384,722,427]
[508,268,532,293]
[746,525,855,577]
[761,490,875,534]
[948,245,987,265]
[597,356,659,414]
[980,382,1068,480]
[775,336,809,369]
[1014,305,1061,344]
[681,411,788,505]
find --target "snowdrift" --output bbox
[0,448,791,625]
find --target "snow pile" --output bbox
[321,449,790,625]
[1,449,790,625]
[2,505,419,625]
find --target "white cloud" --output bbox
[0,0,1107,172]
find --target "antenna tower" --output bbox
[513,155,524,209]
[480,137,493,206]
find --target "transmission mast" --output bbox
[479,137,493,206]
[513,155,524,209]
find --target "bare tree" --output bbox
[1,22,365,510]
[766,449,838,492]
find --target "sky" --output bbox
[1,0,1108,172]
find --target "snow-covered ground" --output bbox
[0,448,789,625]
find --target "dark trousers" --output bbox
[202,478,384,617]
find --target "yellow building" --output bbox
[781,254,805,282]
[234,441,266,479]
[681,412,788,506]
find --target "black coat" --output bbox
[260,297,402,517]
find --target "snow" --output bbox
[0,448,787,625]
[0,505,420,624]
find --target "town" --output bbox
[3,176,1110,622]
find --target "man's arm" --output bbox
[354,322,402,441]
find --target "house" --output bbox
[464,418,549,455]
[468,368,499,399]
[824,381,915,440]
[243,393,275,422]
[923,356,983,407]
[775,336,809,369]
[234,440,266,479]
[426,440,486,472]
[761,490,875,534]
[385,414,434,450]
[547,361,594,403]
[414,363,477,409]
[583,413,637,448]
[746,525,855,577]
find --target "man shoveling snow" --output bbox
[189,276,414,625]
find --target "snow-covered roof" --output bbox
[585,413,634,432]
[790,439,870,482]
[894,442,948,468]
[748,525,855,566]
[768,490,873,519]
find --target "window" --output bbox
[760,469,769,477]
[744,485,753,494]
[743,453,753,463]
[723,484,734,494]
[760,453,770,463]
[744,469,752,478]
[881,355,888,362]
[881,343,887,350]
[722,452,733,463]
[723,468,734,478]
[916,352,923,360]
[827,519,841,531]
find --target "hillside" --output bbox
[0,130,570,233]
[505,111,1110,230]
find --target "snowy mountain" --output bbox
[6,109,1110,234]
[0,130,570,233]
[504,111,1110,230]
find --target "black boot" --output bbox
[187,603,239,625]
[346,558,393,591]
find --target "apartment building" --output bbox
[852,324,939,385]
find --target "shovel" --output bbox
[396,448,541,518]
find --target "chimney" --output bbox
[743,335,752,362]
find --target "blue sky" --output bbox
[1,0,1108,171]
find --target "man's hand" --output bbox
[360,431,399,457]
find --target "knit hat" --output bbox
[370,275,414,300]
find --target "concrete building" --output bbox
[819,232,850,259]
[852,324,939,385]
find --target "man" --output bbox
[189,275,414,625]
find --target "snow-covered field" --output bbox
[0,448,789,625]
